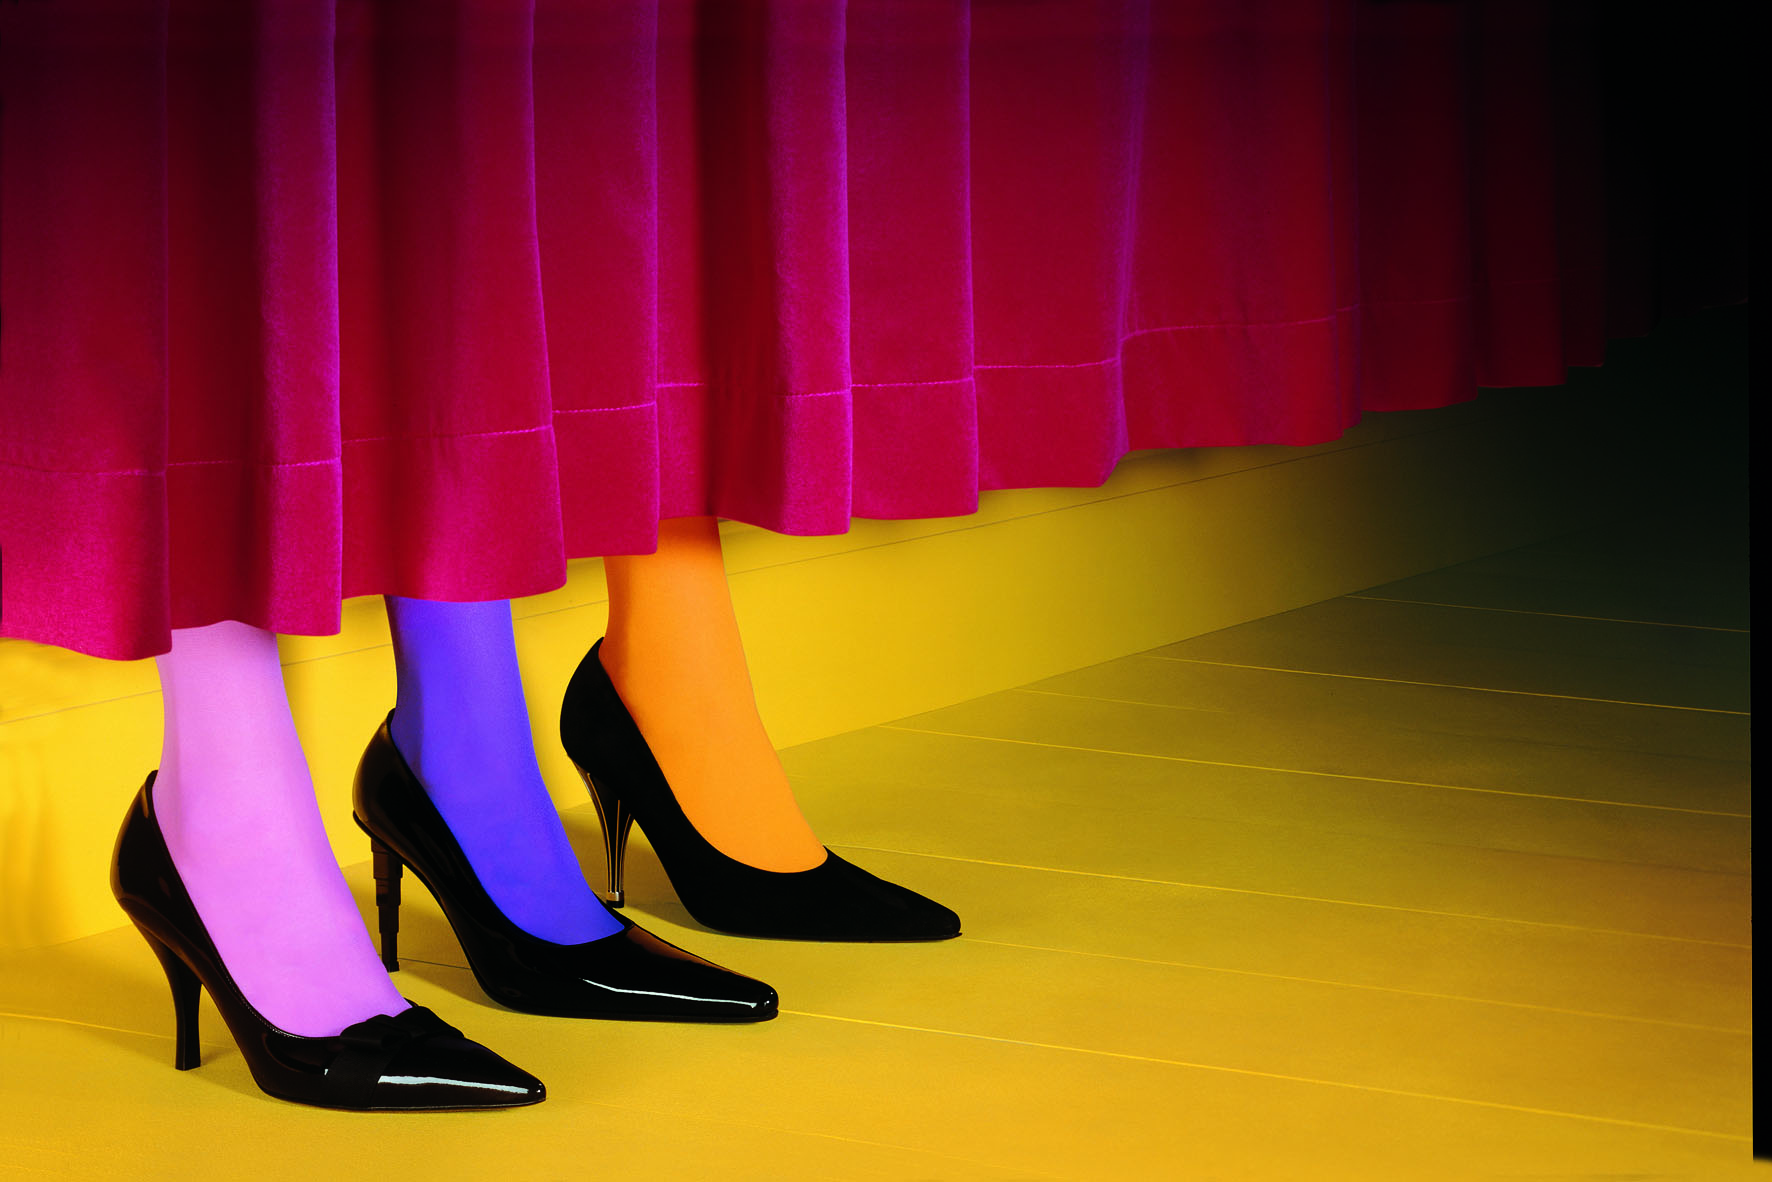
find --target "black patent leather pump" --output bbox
[352,717,778,1023]
[111,776,545,1111]
[559,640,962,942]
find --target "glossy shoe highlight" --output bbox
[560,639,962,941]
[111,775,545,1111]
[353,717,778,1022]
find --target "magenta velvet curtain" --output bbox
[0,1,1690,659]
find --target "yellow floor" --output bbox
[0,508,1753,1181]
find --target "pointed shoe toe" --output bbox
[562,926,780,1022]
[455,921,779,1022]
[353,717,779,1022]
[345,1011,547,1110]
[270,1006,546,1112]
[686,851,963,942]
[821,854,962,941]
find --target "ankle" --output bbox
[154,804,408,1038]
[594,646,826,872]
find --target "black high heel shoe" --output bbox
[559,639,962,942]
[352,717,777,1022]
[111,775,545,1111]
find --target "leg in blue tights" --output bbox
[385,596,621,945]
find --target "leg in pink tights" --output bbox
[385,596,621,945]
[154,621,407,1037]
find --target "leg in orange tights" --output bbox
[574,516,959,941]
[599,517,824,873]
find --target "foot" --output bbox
[601,517,827,874]
[155,622,407,1037]
[386,596,623,945]
[598,625,826,873]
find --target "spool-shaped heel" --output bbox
[577,767,633,907]
[370,836,403,972]
[140,926,202,1070]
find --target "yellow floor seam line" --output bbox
[6,688,163,727]
[827,844,1754,947]
[777,1011,1751,1144]
[1138,656,1752,715]
[487,1099,1073,1182]
[0,1009,209,1046]
[878,722,1753,817]
[1342,595,1753,634]
[953,939,1752,1034]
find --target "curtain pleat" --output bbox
[0,0,1733,659]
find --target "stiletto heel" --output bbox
[352,716,777,1022]
[578,767,633,907]
[560,639,962,941]
[141,927,202,1070]
[370,837,403,972]
[111,775,545,1110]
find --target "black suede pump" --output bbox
[352,717,778,1022]
[559,639,962,942]
[112,776,545,1111]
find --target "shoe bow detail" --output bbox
[111,776,546,1111]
